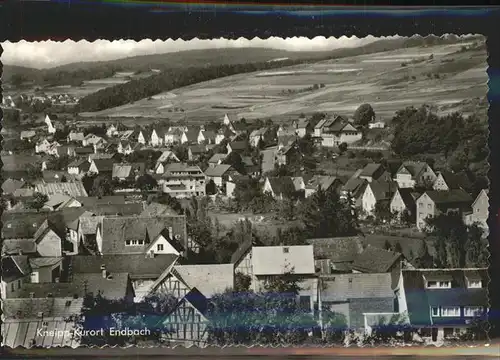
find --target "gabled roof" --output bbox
[35,181,88,197]
[86,203,143,216]
[265,176,297,197]
[183,130,199,143]
[424,189,473,206]
[351,245,402,273]
[112,162,145,179]
[157,150,180,163]
[141,202,178,217]
[360,163,384,178]
[228,140,248,151]
[173,264,235,298]
[70,254,178,280]
[29,257,63,269]
[100,216,187,255]
[342,177,368,197]
[208,153,228,163]
[437,170,473,190]
[76,195,126,207]
[74,146,94,155]
[189,144,206,154]
[72,272,131,300]
[250,128,269,138]
[306,175,341,191]
[394,188,420,208]
[2,240,37,256]
[396,161,429,178]
[204,164,233,177]
[201,130,216,141]
[307,236,364,262]
[231,238,265,264]
[3,298,84,319]
[252,245,315,276]
[2,179,26,195]
[321,273,394,302]
[368,180,398,201]
[91,159,115,172]
[80,216,104,235]
[2,256,29,282]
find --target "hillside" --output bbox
[2,34,483,88]
[78,36,487,125]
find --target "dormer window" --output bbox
[467,279,482,288]
[426,280,451,289]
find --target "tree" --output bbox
[322,309,348,343]
[414,240,434,268]
[92,175,114,198]
[384,240,393,251]
[374,200,392,223]
[338,142,348,154]
[26,163,42,182]
[353,103,375,128]
[27,192,48,211]
[394,241,403,254]
[135,173,158,193]
[206,179,217,195]
[465,224,489,267]
[234,272,252,292]
[263,268,302,295]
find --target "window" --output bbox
[468,280,482,288]
[157,244,164,251]
[126,240,131,246]
[464,307,483,317]
[11,283,15,292]
[441,306,460,317]
[17,280,21,289]
[427,204,431,209]
[431,307,440,317]
[283,247,289,253]
[427,281,438,288]
[426,280,451,289]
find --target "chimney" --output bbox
[18,249,23,256]
[29,292,35,298]
[168,227,173,239]
[101,264,107,279]
[55,277,60,283]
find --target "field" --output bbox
[79,41,487,123]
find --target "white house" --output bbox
[106,124,119,137]
[368,121,386,129]
[314,115,362,147]
[148,128,164,147]
[45,115,56,134]
[394,161,437,189]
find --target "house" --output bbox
[241,156,260,177]
[394,161,437,189]
[35,139,53,154]
[1,256,32,298]
[82,134,105,148]
[307,236,365,274]
[150,263,235,300]
[112,162,146,182]
[158,288,210,346]
[249,128,273,147]
[35,181,88,198]
[276,144,301,167]
[106,124,119,137]
[225,171,247,198]
[463,189,489,232]
[304,175,343,198]
[204,164,234,188]
[263,176,297,200]
[340,176,368,205]
[358,163,391,183]
[164,128,184,145]
[360,180,398,216]
[70,254,178,302]
[416,190,473,231]
[188,145,207,161]
[231,238,266,277]
[157,163,206,198]
[67,159,91,176]
[29,257,64,283]
[260,147,279,174]
[96,215,188,257]
[1,297,84,348]
[88,159,115,175]
[319,273,398,331]
[401,268,488,342]
[20,130,36,141]
[117,140,134,155]
[43,194,81,211]
[278,134,298,149]
[314,115,362,146]
[222,113,233,127]
[157,150,180,164]
[277,124,296,137]
[208,153,228,167]
[57,145,76,158]
[215,126,236,145]
[368,121,386,129]
[180,128,199,145]
[198,129,216,144]
[45,115,56,134]
[67,131,85,143]
[148,128,164,147]
[390,188,421,220]
[226,140,248,155]
[432,170,472,192]
[294,116,313,138]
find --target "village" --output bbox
[1,97,490,348]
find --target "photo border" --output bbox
[0,2,498,358]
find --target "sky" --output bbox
[1,36,401,69]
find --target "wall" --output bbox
[33,262,61,283]
[395,173,415,189]
[349,297,395,329]
[1,276,28,298]
[416,193,435,231]
[362,185,377,215]
[37,229,62,257]
[149,234,181,256]
[390,191,406,216]
[432,174,449,191]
